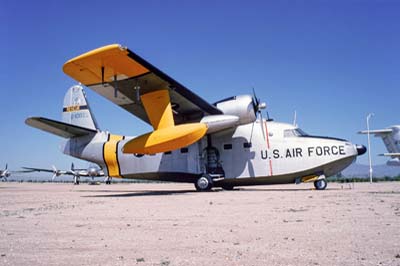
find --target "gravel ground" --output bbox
[0,182,399,266]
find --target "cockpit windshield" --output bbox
[284,128,309,137]
[295,128,308,136]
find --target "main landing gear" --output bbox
[314,178,327,190]
[105,176,112,185]
[73,175,80,185]
[195,174,213,192]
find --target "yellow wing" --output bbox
[63,44,222,125]
[63,44,217,154]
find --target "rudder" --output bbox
[62,84,98,130]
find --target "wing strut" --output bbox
[122,89,207,154]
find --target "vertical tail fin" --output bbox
[62,84,99,130]
[381,126,400,154]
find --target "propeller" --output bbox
[51,165,66,180]
[51,165,57,180]
[251,88,267,140]
[3,164,9,177]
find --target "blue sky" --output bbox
[1,0,399,171]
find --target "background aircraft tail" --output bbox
[373,126,400,155]
[62,84,99,130]
[359,125,400,166]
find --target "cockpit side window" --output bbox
[284,128,309,137]
[284,129,296,137]
[295,128,308,136]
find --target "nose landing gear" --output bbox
[314,178,327,190]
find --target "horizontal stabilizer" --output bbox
[25,117,97,138]
[358,128,393,135]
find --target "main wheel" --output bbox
[195,175,213,192]
[314,179,327,190]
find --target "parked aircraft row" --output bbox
[0,163,108,184]
[24,44,371,191]
[22,163,110,184]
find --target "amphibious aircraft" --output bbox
[23,163,108,184]
[359,125,400,166]
[26,44,367,191]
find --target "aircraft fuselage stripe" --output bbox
[103,134,124,177]
[264,120,273,176]
[62,105,89,112]
[264,120,270,149]
[102,134,110,175]
[115,136,125,177]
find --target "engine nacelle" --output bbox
[387,158,400,166]
[88,166,100,177]
[214,95,256,125]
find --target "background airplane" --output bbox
[359,125,400,166]
[0,164,10,181]
[1,164,34,181]
[26,44,366,191]
[22,163,109,184]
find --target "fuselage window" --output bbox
[180,147,189,153]
[164,151,172,155]
[243,142,252,148]
[224,144,232,150]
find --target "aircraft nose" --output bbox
[356,144,367,156]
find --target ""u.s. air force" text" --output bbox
[261,145,345,160]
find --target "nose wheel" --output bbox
[314,178,327,190]
[195,174,213,192]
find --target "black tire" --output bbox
[314,179,327,190]
[195,174,213,192]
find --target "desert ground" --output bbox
[0,182,399,266]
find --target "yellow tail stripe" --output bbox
[104,134,124,177]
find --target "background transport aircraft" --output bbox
[0,164,33,181]
[359,125,400,166]
[23,163,108,184]
[26,44,366,191]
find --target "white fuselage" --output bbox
[61,120,359,186]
